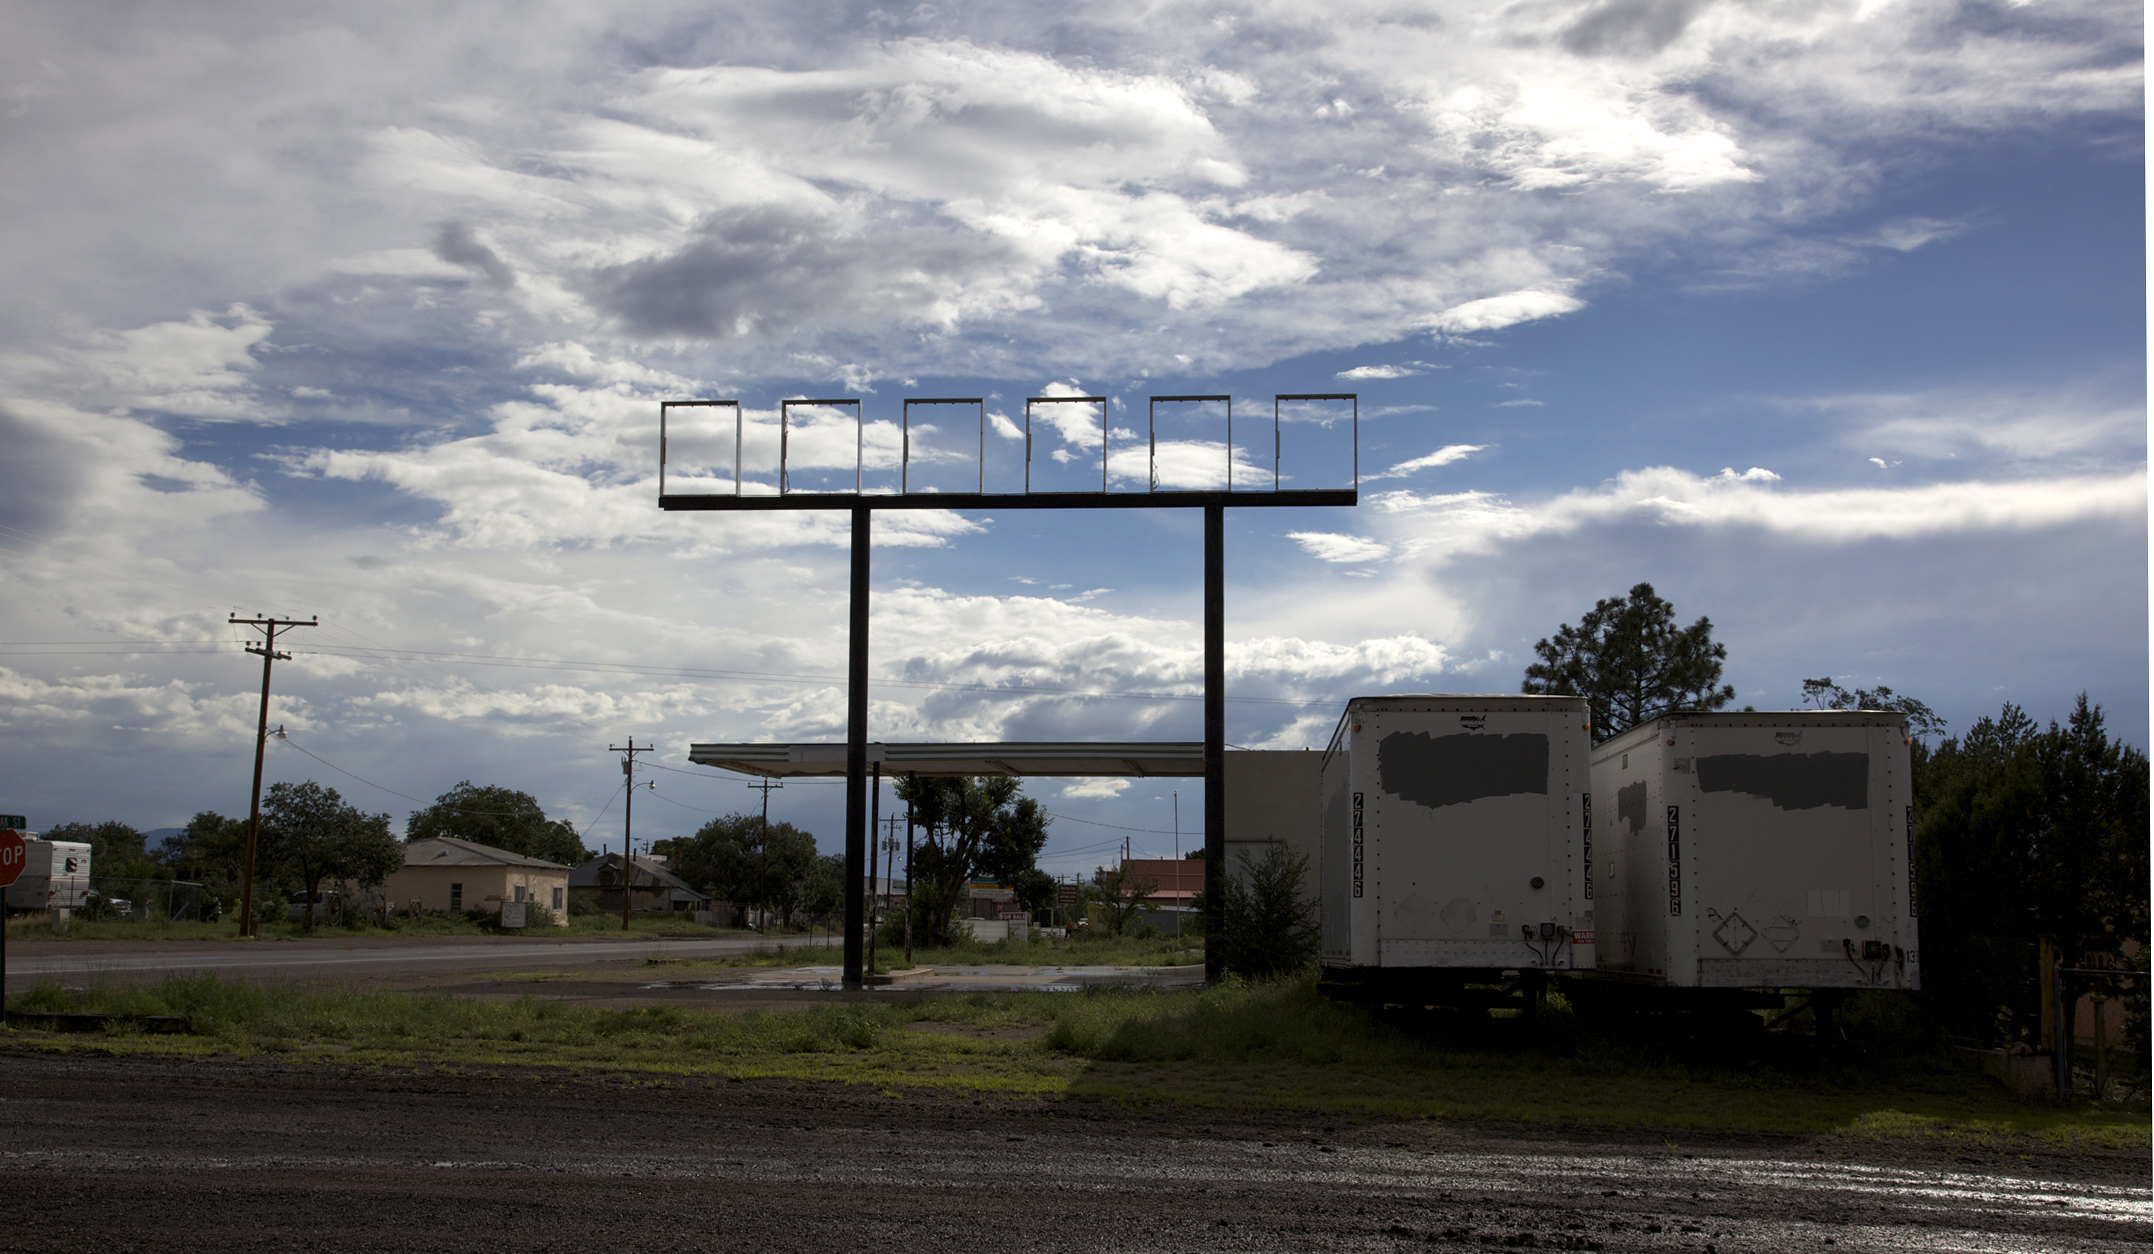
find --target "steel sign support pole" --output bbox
[1203,504,1226,984]
[657,392,1359,993]
[843,506,871,990]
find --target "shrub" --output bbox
[1218,844,1320,979]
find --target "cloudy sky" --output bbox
[1,0,2142,875]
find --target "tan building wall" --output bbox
[1224,749,1324,903]
[383,864,570,925]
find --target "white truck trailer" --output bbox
[1585,711,1918,996]
[3,837,92,915]
[1320,695,1594,1006]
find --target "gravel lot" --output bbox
[1,1048,2144,1253]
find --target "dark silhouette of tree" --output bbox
[1008,867,1058,916]
[1523,582,1734,741]
[1800,677,1947,740]
[1915,695,2148,1048]
[407,781,585,866]
[163,811,250,898]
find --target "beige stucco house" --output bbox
[383,837,571,925]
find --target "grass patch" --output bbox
[5,913,764,943]
[4,973,2142,1147]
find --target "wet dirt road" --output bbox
[0,1050,2142,1253]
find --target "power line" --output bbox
[1040,809,1183,835]
[273,732,624,834]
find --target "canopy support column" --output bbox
[1203,504,1226,984]
[843,506,870,990]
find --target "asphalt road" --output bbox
[1,1050,2144,1253]
[2,932,828,984]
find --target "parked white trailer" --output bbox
[1320,695,1594,1003]
[3,837,92,914]
[1587,711,1918,993]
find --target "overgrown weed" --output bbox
[4,972,2142,1146]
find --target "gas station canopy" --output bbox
[686,741,1206,779]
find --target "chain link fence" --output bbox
[83,877,211,923]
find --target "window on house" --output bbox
[514,885,527,903]
[450,883,463,910]
[552,886,563,910]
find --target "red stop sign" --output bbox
[0,829,26,888]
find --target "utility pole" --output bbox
[1173,791,1181,940]
[231,614,315,938]
[610,738,654,931]
[876,811,901,965]
[748,777,782,930]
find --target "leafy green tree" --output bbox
[1800,677,1947,740]
[797,853,847,928]
[161,811,251,899]
[40,820,156,882]
[894,776,1050,947]
[407,781,585,865]
[655,812,819,925]
[1008,867,1057,917]
[260,781,401,930]
[1088,863,1158,937]
[1219,844,1320,979]
[1522,582,1734,741]
[1915,696,2149,1047]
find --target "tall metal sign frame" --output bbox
[659,392,1358,988]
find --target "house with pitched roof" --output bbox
[383,836,571,924]
[569,852,713,915]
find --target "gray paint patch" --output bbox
[1697,752,1869,811]
[1616,781,1649,836]
[1378,732,1548,810]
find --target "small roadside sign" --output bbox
[0,829,26,889]
[499,901,527,929]
[0,827,21,1013]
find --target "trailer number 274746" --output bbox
[1351,792,1364,899]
